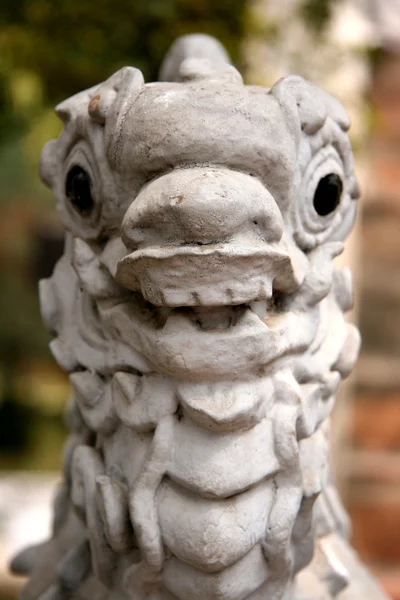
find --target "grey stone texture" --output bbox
[12,35,389,600]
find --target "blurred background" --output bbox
[0,0,399,598]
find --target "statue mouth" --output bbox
[65,234,351,381]
[99,288,317,380]
[115,241,302,307]
[65,235,313,379]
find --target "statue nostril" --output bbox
[251,213,283,245]
[121,207,150,249]
[121,226,145,251]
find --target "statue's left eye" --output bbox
[313,173,343,216]
[66,166,94,216]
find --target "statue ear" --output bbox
[87,66,144,126]
[271,75,350,134]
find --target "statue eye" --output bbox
[66,166,94,216]
[313,173,343,216]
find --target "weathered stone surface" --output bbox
[12,34,388,600]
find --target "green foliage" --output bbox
[299,0,335,33]
[0,0,246,105]
[0,0,246,458]
[0,270,51,368]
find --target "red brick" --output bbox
[368,149,400,202]
[354,394,400,451]
[349,501,400,565]
[374,568,400,600]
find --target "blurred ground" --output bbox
[0,474,56,599]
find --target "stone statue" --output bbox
[11,35,389,600]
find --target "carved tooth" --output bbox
[70,372,118,435]
[96,475,135,553]
[332,324,361,378]
[10,542,49,576]
[99,237,128,278]
[112,371,140,423]
[72,236,97,265]
[295,372,340,440]
[70,371,103,407]
[115,257,141,291]
[57,540,91,592]
[39,278,59,333]
[72,238,120,298]
[113,372,177,432]
[50,339,79,373]
[249,300,268,321]
[289,243,343,310]
[333,267,354,312]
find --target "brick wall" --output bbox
[350,50,400,600]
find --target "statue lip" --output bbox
[99,293,317,380]
[115,241,300,307]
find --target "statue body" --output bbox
[12,35,388,600]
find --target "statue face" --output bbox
[41,64,358,247]
[39,60,359,381]
[36,59,361,599]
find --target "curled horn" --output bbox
[271,75,350,135]
[55,85,99,124]
[87,66,144,126]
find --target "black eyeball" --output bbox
[313,173,343,216]
[65,166,94,216]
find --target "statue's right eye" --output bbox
[66,166,95,216]
[313,173,343,217]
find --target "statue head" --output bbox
[32,55,362,600]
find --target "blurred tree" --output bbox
[0,0,245,106]
[0,0,246,465]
